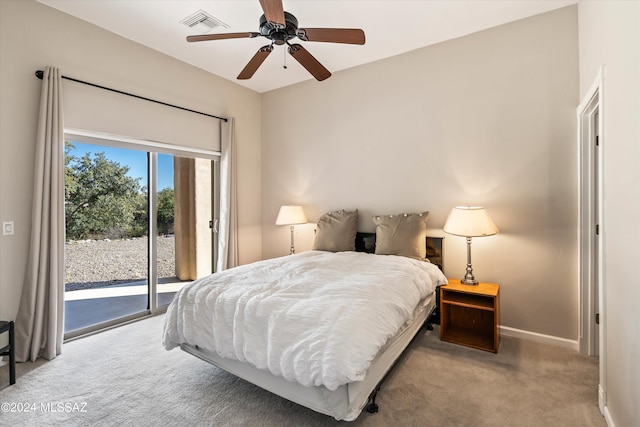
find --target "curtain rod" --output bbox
[35,70,227,122]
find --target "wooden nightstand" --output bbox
[440,279,500,353]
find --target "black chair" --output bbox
[0,320,16,386]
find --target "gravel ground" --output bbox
[65,236,176,291]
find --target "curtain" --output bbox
[217,118,238,271]
[14,67,65,362]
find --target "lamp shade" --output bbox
[275,205,307,226]
[443,206,499,237]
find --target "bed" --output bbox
[163,210,447,421]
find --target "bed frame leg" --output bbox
[425,321,434,331]
[366,387,380,413]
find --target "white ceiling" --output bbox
[36,0,577,93]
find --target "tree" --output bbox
[65,142,144,240]
[157,188,174,235]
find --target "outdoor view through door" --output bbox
[64,139,219,337]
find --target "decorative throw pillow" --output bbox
[373,212,430,258]
[313,209,358,252]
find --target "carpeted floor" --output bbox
[0,315,605,426]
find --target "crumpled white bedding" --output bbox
[163,250,447,391]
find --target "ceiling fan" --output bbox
[186,0,366,81]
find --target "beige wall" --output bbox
[0,0,262,321]
[262,6,579,340]
[578,2,640,426]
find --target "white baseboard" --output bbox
[499,325,579,351]
[603,405,615,427]
[599,384,606,415]
[599,385,615,427]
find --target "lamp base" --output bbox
[289,225,295,255]
[460,237,478,285]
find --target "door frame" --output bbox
[576,66,606,413]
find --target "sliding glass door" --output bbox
[64,135,219,337]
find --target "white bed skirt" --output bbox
[181,293,436,421]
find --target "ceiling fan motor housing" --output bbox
[259,11,298,45]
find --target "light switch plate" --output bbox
[2,221,14,235]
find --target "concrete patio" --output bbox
[64,278,189,333]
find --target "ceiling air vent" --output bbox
[180,10,230,34]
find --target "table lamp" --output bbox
[276,205,307,254]
[443,206,499,285]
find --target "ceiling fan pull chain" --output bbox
[283,46,287,69]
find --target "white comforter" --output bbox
[163,250,447,391]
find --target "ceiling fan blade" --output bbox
[288,44,331,81]
[187,32,260,42]
[296,28,366,45]
[237,45,274,80]
[259,0,286,28]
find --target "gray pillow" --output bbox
[373,212,430,258]
[313,209,358,252]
